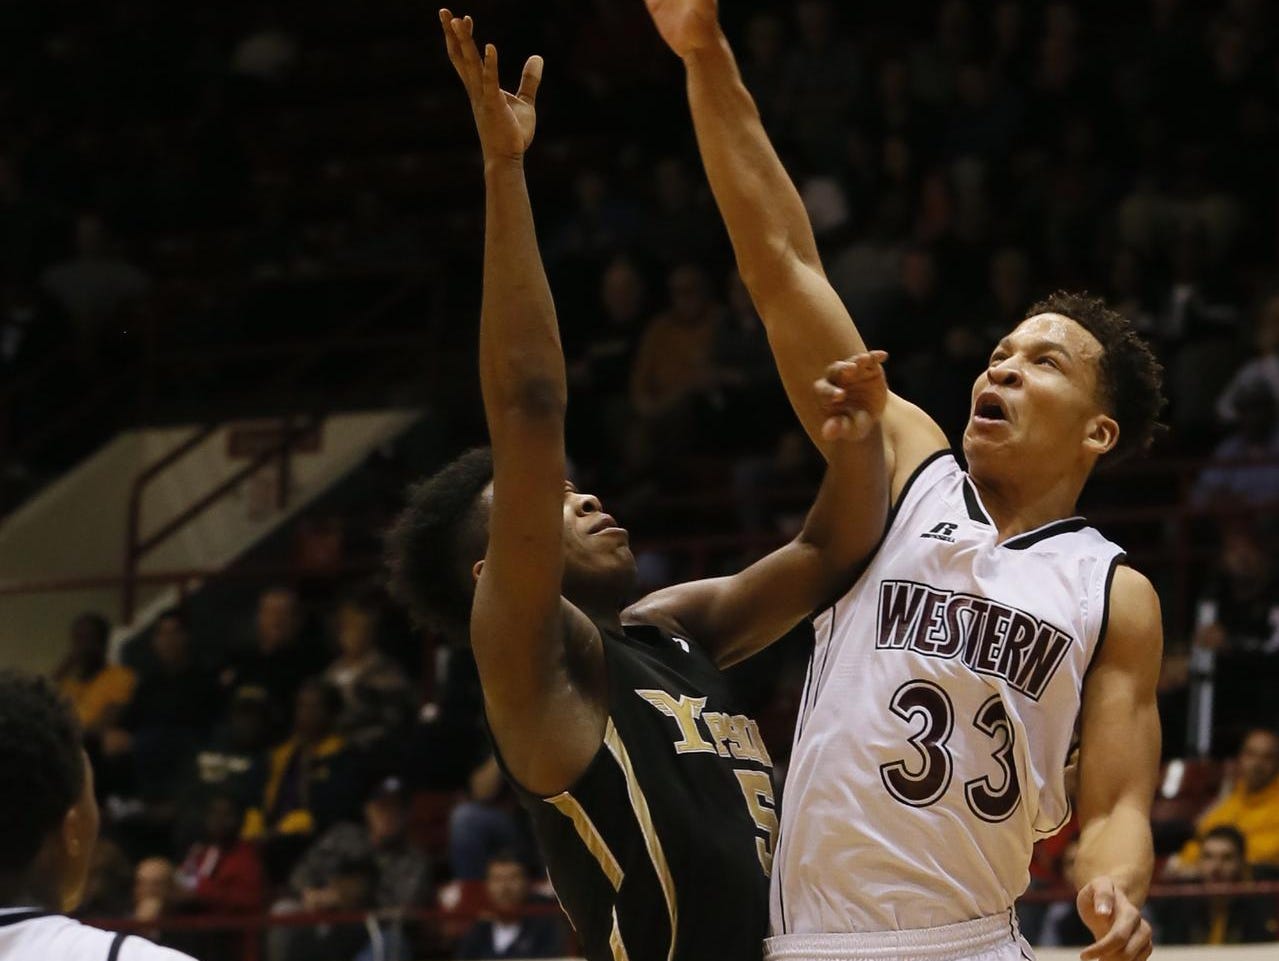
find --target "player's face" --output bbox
[962,313,1116,480]
[560,482,637,595]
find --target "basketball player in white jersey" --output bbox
[0,671,195,960]
[643,3,1162,960]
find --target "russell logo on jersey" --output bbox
[921,522,959,543]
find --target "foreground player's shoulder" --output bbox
[1099,565,1163,669]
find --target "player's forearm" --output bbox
[683,33,823,290]
[798,427,889,583]
[479,158,567,423]
[1075,804,1155,906]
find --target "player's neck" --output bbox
[577,601,624,634]
[0,869,61,914]
[969,471,1084,543]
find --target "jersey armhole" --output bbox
[489,715,615,803]
[1084,551,1127,676]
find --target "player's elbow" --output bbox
[737,236,816,299]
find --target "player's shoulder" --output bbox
[1099,564,1163,664]
[9,915,195,961]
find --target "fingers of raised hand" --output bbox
[826,350,888,388]
[482,42,501,100]
[442,12,482,90]
[517,55,544,105]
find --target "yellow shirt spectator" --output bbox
[1179,729,1279,867]
[60,664,137,732]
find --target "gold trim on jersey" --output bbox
[547,791,625,891]
[609,907,630,961]
[604,719,679,961]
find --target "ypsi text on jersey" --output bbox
[876,579,1073,700]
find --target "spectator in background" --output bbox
[1190,526,1279,771]
[1193,525,1279,658]
[38,213,151,363]
[281,858,411,961]
[548,169,639,265]
[702,269,784,456]
[1171,728,1279,874]
[173,794,265,915]
[0,279,67,376]
[1156,826,1277,944]
[1217,292,1279,423]
[449,755,522,883]
[325,587,415,749]
[629,262,723,456]
[104,608,221,799]
[224,586,327,726]
[184,686,272,829]
[779,0,862,163]
[1191,382,1279,508]
[244,678,360,879]
[230,5,298,83]
[54,611,135,739]
[566,255,649,478]
[282,777,429,915]
[455,853,564,960]
[132,857,177,932]
[642,158,719,266]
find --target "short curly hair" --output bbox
[1025,291,1165,465]
[384,447,494,642]
[0,671,86,877]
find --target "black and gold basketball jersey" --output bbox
[504,622,774,961]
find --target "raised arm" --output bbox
[441,11,603,795]
[644,0,946,491]
[1072,565,1161,961]
[627,352,891,666]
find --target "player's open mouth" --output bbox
[973,392,1009,424]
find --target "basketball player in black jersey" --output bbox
[385,13,892,961]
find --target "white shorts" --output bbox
[763,912,1034,961]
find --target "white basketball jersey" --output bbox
[0,909,196,960]
[771,453,1126,934]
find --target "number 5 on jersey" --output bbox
[880,680,1021,821]
[734,769,778,875]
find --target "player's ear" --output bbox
[1084,413,1118,457]
[471,558,485,584]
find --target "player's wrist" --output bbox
[680,26,730,68]
[483,153,526,176]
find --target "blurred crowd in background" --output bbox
[4,0,1279,954]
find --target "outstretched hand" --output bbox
[1076,877,1153,961]
[644,0,721,59]
[814,351,889,443]
[440,9,541,162]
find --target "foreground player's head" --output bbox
[963,291,1164,490]
[0,671,99,912]
[386,447,637,642]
